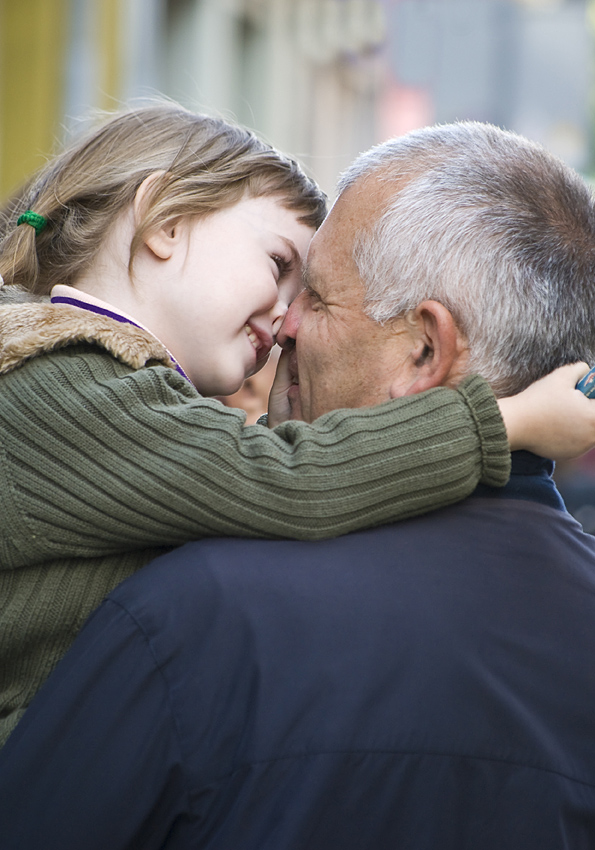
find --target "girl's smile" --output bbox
[145,194,314,396]
[80,194,315,398]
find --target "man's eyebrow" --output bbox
[302,262,317,291]
[301,266,324,303]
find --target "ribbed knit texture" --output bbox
[0,345,510,745]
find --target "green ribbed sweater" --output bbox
[0,338,510,746]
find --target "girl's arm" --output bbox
[1,349,507,561]
[269,350,595,463]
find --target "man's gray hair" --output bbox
[339,122,595,396]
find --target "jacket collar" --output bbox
[473,451,566,511]
[0,298,176,377]
[49,285,190,381]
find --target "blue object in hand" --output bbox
[576,366,595,398]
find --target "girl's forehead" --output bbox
[187,196,314,251]
[223,196,313,233]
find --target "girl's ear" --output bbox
[133,172,181,261]
[143,220,181,261]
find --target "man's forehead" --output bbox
[332,177,388,226]
[305,220,355,291]
[305,176,393,280]
[322,174,402,244]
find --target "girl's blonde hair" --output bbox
[0,103,327,295]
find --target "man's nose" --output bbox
[276,291,305,349]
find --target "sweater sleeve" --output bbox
[0,348,510,561]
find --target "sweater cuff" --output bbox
[456,375,511,487]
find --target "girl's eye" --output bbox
[272,254,293,278]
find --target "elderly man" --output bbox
[2,123,595,849]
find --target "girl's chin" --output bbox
[220,376,247,396]
[246,361,266,380]
[195,372,245,398]
[197,352,257,396]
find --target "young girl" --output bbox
[0,102,591,747]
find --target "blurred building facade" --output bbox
[382,0,595,173]
[2,0,594,201]
[0,0,386,200]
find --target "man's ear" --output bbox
[133,172,181,261]
[390,300,464,397]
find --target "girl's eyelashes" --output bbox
[272,254,294,278]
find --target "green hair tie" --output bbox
[17,210,47,235]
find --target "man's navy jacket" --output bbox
[2,453,595,849]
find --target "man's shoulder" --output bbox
[107,498,595,627]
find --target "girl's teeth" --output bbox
[245,325,258,349]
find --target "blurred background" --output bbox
[2,0,594,200]
[1,0,595,524]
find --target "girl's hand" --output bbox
[267,348,293,427]
[498,363,595,459]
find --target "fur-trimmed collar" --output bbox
[0,301,176,376]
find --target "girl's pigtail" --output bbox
[0,179,47,295]
[0,221,41,295]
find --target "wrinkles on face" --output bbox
[288,193,414,422]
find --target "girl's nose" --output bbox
[276,290,305,349]
[271,298,288,339]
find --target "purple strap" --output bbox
[51,295,191,382]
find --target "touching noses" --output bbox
[270,297,288,339]
[276,290,305,349]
